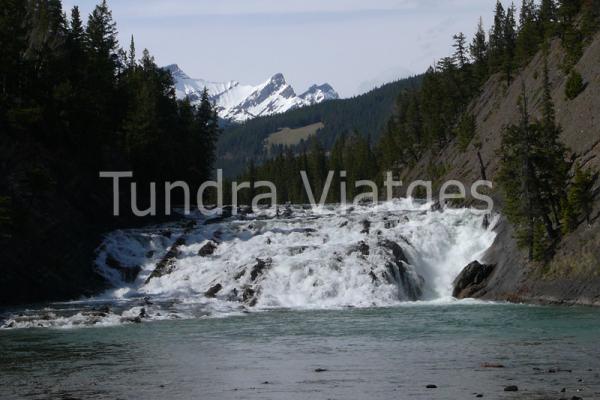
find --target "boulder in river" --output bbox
[145,236,187,284]
[250,258,272,282]
[242,286,255,303]
[205,283,223,298]
[453,261,495,299]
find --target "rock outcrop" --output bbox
[145,236,186,284]
[453,261,495,299]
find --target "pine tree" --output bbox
[195,87,220,181]
[402,92,424,162]
[539,0,558,38]
[470,18,489,83]
[538,55,570,231]
[307,137,328,201]
[558,0,583,25]
[69,6,84,43]
[516,0,542,65]
[503,3,518,82]
[86,0,118,56]
[489,0,507,72]
[499,74,570,260]
[581,0,600,39]
[128,35,136,69]
[456,113,477,151]
[569,164,596,223]
[498,87,537,260]
[328,135,346,203]
[453,32,468,68]
[565,69,585,99]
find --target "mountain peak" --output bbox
[164,64,190,79]
[270,73,286,83]
[300,83,339,104]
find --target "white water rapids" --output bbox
[1,199,498,329]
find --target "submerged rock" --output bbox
[503,385,518,392]
[453,261,495,299]
[481,363,505,369]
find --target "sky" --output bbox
[62,0,503,98]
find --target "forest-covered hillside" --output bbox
[0,0,220,305]
[216,75,422,177]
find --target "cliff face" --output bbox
[401,33,600,305]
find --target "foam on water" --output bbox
[0,199,498,329]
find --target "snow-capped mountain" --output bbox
[165,64,339,123]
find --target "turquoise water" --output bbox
[2,303,600,400]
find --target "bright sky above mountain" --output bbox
[63,0,502,97]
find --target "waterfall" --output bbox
[1,199,497,329]
[98,199,497,309]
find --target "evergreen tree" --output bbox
[568,164,596,224]
[307,137,328,201]
[499,78,570,261]
[580,0,600,39]
[503,3,518,82]
[539,0,558,38]
[69,6,84,43]
[470,18,489,83]
[456,113,477,151]
[558,0,583,25]
[128,35,136,69]
[516,0,541,65]
[489,0,507,72]
[565,69,585,99]
[453,32,468,68]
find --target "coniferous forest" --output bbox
[0,0,220,304]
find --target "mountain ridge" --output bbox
[165,64,339,123]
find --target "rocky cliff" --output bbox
[412,33,600,305]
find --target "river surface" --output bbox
[2,304,600,400]
[1,201,599,399]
